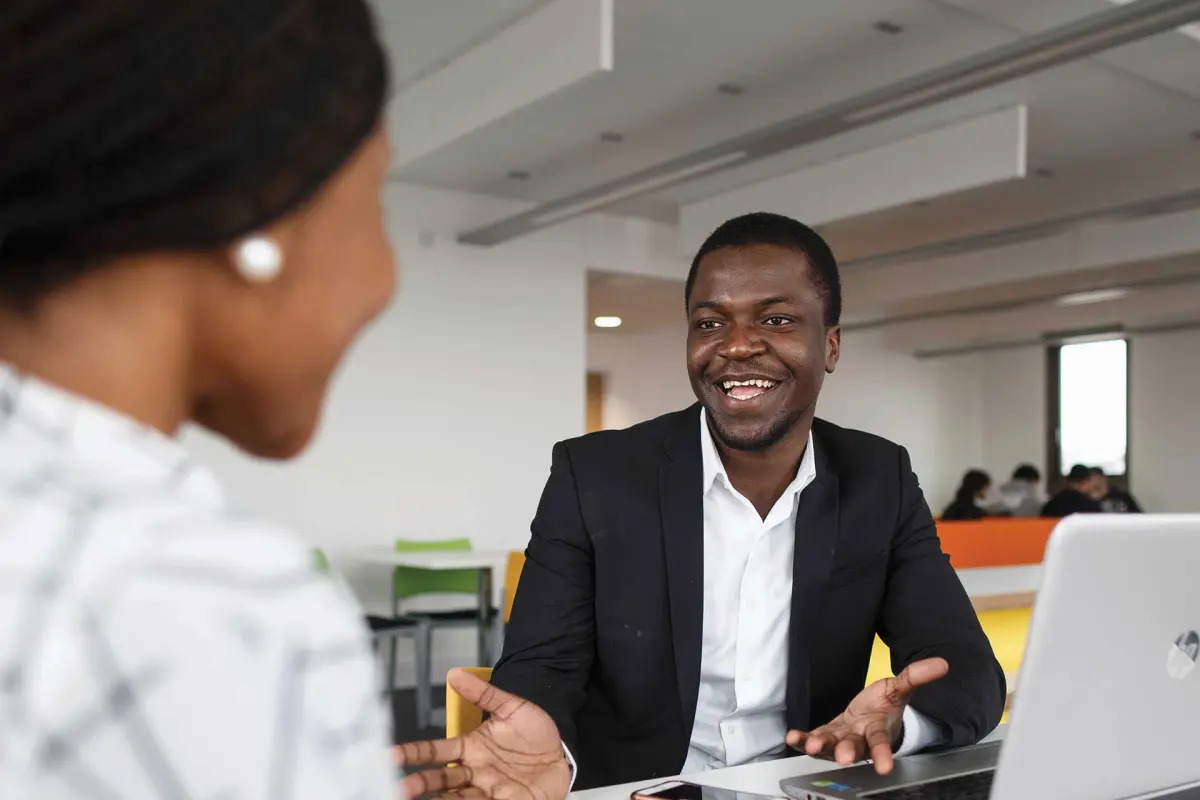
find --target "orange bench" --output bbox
[936,518,1057,569]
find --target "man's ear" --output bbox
[825,326,841,374]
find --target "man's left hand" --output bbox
[785,657,948,775]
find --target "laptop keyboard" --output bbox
[868,769,995,799]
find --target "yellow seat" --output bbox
[443,552,521,739]
[446,666,493,738]
[865,607,1032,724]
[504,550,525,624]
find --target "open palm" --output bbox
[786,657,949,775]
[397,669,570,800]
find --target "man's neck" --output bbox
[713,417,812,519]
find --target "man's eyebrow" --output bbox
[757,296,793,308]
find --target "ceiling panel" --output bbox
[819,136,1200,264]
[394,0,989,191]
[369,0,542,89]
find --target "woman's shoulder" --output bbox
[107,511,361,634]
[58,503,366,649]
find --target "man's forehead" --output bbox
[692,245,815,299]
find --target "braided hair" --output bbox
[0,0,388,307]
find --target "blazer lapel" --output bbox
[786,433,841,730]
[658,405,704,736]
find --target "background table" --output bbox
[570,726,1008,800]
[349,547,512,665]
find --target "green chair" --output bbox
[311,548,332,573]
[390,538,499,729]
[312,549,432,705]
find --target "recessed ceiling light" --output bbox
[1055,287,1130,306]
[717,82,745,97]
[873,20,904,35]
[593,316,622,328]
[599,131,624,143]
[506,169,531,181]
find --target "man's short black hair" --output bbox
[684,212,842,326]
[1090,466,1107,477]
[1067,464,1093,483]
[1012,464,1041,482]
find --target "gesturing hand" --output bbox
[396,668,571,800]
[786,657,949,775]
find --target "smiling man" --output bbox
[492,212,1006,790]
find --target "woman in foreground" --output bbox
[0,1,566,797]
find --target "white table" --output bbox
[349,547,512,666]
[570,727,1008,800]
[957,565,1042,597]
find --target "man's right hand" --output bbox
[396,668,570,800]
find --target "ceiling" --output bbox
[371,0,541,90]
[376,0,1200,219]
[372,0,1200,349]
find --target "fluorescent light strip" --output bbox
[530,151,749,227]
[1056,287,1132,306]
[1110,0,1200,41]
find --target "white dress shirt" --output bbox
[0,366,395,799]
[682,410,944,773]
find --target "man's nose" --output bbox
[719,322,766,359]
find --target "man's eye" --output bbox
[696,320,721,330]
[764,316,791,325]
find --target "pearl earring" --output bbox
[232,234,283,283]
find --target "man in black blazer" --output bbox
[493,213,1006,790]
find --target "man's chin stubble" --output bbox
[708,405,806,453]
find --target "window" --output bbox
[1048,337,1129,477]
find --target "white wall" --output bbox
[1129,330,1200,512]
[183,184,589,683]
[979,346,1046,484]
[817,331,983,512]
[588,325,693,430]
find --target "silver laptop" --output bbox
[781,514,1200,800]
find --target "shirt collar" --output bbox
[0,364,222,505]
[699,407,817,498]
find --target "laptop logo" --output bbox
[1167,630,1199,680]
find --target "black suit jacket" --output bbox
[493,406,1005,789]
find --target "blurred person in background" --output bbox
[996,463,1045,517]
[1091,467,1143,513]
[0,2,565,798]
[1041,464,1103,518]
[941,469,995,521]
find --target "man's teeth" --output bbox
[722,379,777,390]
